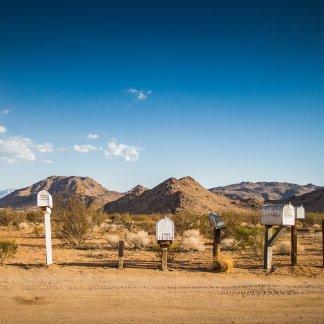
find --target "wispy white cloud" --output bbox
[86,133,99,140]
[0,137,36,163]
[73,144,97,153]
[0,125,7,134]
[37,143,54,153]
[126,88,151,101]
[0,109,11,116]
[40,160,53,164]
[104,138,140,162]
[0,136,54,163]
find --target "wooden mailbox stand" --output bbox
[118,240,125,270]
[209,213,225,269]
[264,225,287,270]
[37,190,53,266]
[261,203,296,271]
[156,217,175,271]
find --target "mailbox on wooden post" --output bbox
[156,217,175,271]
[209,213,225,269]
[261,203,295,270]
[291,205,305,266]
[37,190,53,266]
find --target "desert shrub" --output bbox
[0,241,18,265]
[275,240,305,255]
[32,223,44,237]
[52,194,99,248]
[26,210,43,223]
[181,229,205,251]
[125,230,151,249]
[213,254,234,273]
[302,213,323,228]
[221,238,236,251]
[151,242,182,262]
[107,234,120,249]
[0,209,26,226]
[233,225,263,258]
[17,222,29,230]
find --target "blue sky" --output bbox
[0,0,324,191]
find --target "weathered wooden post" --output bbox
[291,225,297,266]
[322,219,324,268]
[118,240,125,270]
[291,206,305,266]
[156,217,175,271]
[37,190,53,266]
[261,203,295,271]
[209,213,225,269]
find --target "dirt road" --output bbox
[0,266,323,323]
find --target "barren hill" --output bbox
[0,176,122,209]
[209,182,318,206]
[105,176,248,215]
[0,189,14,199]
[287,187,324,212]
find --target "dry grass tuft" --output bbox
[213,254,234,273]
[181,229,205,251]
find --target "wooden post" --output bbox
[322,220,324,268]
[161,247,168,271]
[118,240,124,270]
[291,225,297,266]
[212,228,221,268]
[264,225,273,270]
[44,208,53,266]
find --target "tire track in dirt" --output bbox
[1,283,323,296]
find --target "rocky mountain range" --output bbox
[288,187,324,212]
[105,176,247,215]
[0,176,122,209]
[0,176,322,212]
[0,189,14,199]
[209,182,319,206]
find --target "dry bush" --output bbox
[181,229,205,251]
[107,234,120,249]
[0,209,26,226]
[221,238,236,251]
[52,194,99,248]
[275,240,305,255]
[26,210,43,223]
[32,223,44,237]
[213,254,234,273]
[17,222,29,230]
[0,240,18,265]
[125,230,151,249]
[151,242,182,262]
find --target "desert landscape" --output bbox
[0,176,323,323]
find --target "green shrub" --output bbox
[26,210,43,223]
[233,225,263,258]
[52,194,99,248]
[0,241,18,265]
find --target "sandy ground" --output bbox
[0,227,323,323]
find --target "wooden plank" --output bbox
[212,228,221,269]
[291,225,297,266]
[264,225,273,270]
[161,247,168,271]
[268,225,287,247]
[118,240,124,270]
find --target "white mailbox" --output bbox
[261,203,295,226]
[156,217,175,241]
[295,205,305,219]
[37,190,53,209]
